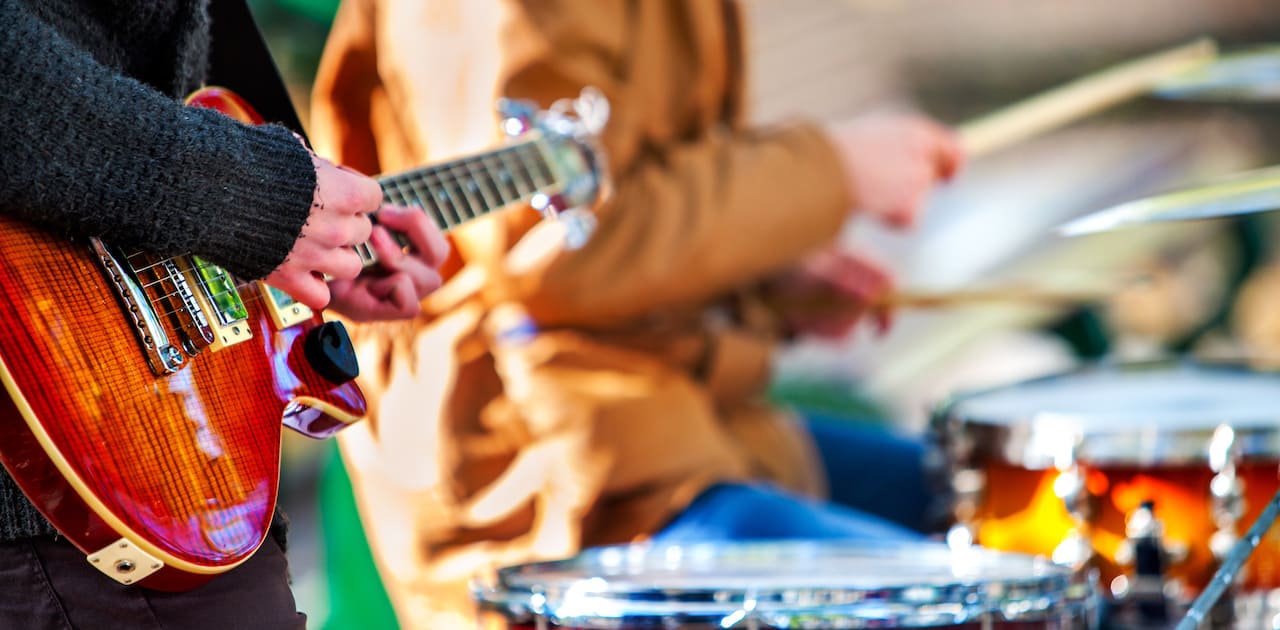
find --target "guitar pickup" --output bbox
[259,283,312,330]
[183,256,252,351]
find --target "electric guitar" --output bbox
[0,86,606,591]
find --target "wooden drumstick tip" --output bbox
[957,37,1219,158]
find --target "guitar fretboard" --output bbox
[354,138,561,267]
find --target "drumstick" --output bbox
[880,286,1111,309]
[766,285,1112,313]
[958,38,1218,157]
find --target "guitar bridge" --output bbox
[92,239,184,375]
[129,254,215,357]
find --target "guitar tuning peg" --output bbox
[529,192,556,218]
[529,193,595,251]
[495,97,538,138]
[573,87,610,137]
[557,208,597,251]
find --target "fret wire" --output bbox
[537,143,563,189]
[513,144,544,191]
[479,155,512,207]
[401,171,452,231]
[385,177,430,234]
[419,174,456,230]
[487,147,520,197]
[445,161,483,221]
[385,177,412,209]
[381,174,423,233]
[462,157,501,212]
[404,166,476,227]
[380,180,404,206]
[509,145,540,189]
[395,175,451,234]
[423,167,465,226]
[517,143,551,190]
[531,142,561,189]
[134,140,566,306]
[388,178,417,208]
[396,177,423,211]
[497,145,536,197]
[370,139,556,241]
[481,153,519,203]
[524,143,557,189]
[501,149,527,201]
[442,167,473,225]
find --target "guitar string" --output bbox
[127,173,534,303]
[123,145,551,284]
[121,142,550,278]
[125,152,560,321]
[120,141,559,319]
[122,154,532,272]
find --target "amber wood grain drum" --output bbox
[934,362,1280,612]
[474,540,1095,628]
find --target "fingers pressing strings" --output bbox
[119,220,431,321]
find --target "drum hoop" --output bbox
[933,360,1280,467]
[473,542,1097,627]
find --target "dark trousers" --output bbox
[0,536,305,629]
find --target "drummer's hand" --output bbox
[327,204,451,321]
[825,112,964,229]
[765,248,895,339]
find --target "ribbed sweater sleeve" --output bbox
[0,0,314,280]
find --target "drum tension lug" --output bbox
[1114,500,1181,624]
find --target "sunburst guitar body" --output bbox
[0,86,605,591]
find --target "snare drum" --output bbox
[935,362,1280,607]
[475,540,1095,628]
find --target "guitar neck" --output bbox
[354,136,566,268]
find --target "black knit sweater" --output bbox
[0,0,315,541]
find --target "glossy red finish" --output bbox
[0,87,366,591]
[185,86,265,124]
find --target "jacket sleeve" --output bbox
[496,0,852,327]
[0,0,314,280]
[307,0,385,178]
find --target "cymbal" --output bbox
[1152,46,1280,103]
[1058,165,1280,236]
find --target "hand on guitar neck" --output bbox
[265,152,451,321]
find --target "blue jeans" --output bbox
[656,415,933,542]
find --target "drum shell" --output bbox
[941,455,1280,596]
[932,362,1280,600]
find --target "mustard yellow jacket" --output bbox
[310,0,853,626]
